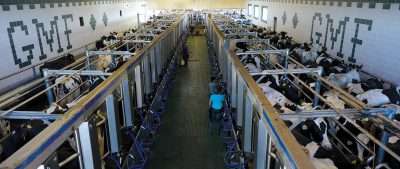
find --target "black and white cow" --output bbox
[39,54,75,73]
[356,86,400,108]
[52,75,82,108]
[94,55,130,73]
[236,42,249,53]
[332,117,371,161]
[346,78,384,96]
[291,131,338,169]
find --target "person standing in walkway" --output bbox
[182,46,189,66]
[209,85,225,134]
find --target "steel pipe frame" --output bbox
[272,58,400,163]
[209,12,400,168]
[0,14,188,169]
[249,68,319,76]
[279,108,388,119]
[207,14,316,169]
[236,49,289,56]
[122,29,186,168]
[46,70,112,76]
[233,39,270,43]
[125,33,158,37]
[87,50,136,56]
[0,111,60,120]
[224,32,257,37]
[110,39,151,44]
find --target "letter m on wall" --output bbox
[32,16,63,60]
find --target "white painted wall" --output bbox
[0,2,146,92]
[247,1,400,85]
[147,0,245,10]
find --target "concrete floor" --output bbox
[146,35,227,169]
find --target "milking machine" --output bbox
[206,26,254,169]
[0,12,188,169]
[207,12,400,169]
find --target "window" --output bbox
[254,5,259,19]
[139,5,146,22]
[79,17,84,26]
[261,6,268,22]
[248,4,252,16]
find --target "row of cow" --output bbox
[0,15,179,168]
[216,15,400,169]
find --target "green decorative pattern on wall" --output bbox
[282,11,287,25]
[103,12,108,26]
[247,0,399,10]
[1,0,147,11]
[292,13,299,29]
[90,14,97,30]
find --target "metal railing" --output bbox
[207,13,400,169]
[206,13,315,169]
[0,13,188,169]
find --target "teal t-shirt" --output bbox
[210,94,225,110]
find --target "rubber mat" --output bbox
[146,36,227,169]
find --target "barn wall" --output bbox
[0,0,146,92]
[147,0,245,9]
[247,0,400,85]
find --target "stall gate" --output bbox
[206,14,315,169]
[0,14,188,169]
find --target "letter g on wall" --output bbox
[7,21,35,68]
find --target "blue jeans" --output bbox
[209,108,223,134]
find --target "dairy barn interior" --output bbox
[0,0,400,169]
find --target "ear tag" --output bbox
[347,141,353,145]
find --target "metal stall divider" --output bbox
[207,14,315,169]
[0,14,188,169]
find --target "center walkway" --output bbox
[146,35,226,169]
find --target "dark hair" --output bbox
[216,85,222,94]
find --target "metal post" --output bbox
[42,68,54,106]
[106,94,122,153]
[244,94,253,152]
[256,119,267,169]
[266,135,272,169]
[86,50,92,82]
[313,66,324,107]
[143,55,151,94]
[231,67,237,108]
[111,55,116,66]
[150,48,157,83]
[74,130,84,169]
[377,107,397,163]
[78,117,102,169]
[283,49,289,80]
[135,65,143,107]
[237,81,244,127]
[122,78,134,127]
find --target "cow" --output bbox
[346,78,384,96]
[291,131,338,169]
[39,54,75,74]
[52,75,82,108]
[259,82,295,110]
[332,117,371,161]
[356,86,400,108]
[236,42,249,53]
[322,90,346,109]
[300,43,319,64]
[327,69,361,89]
[94,55,130,73]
